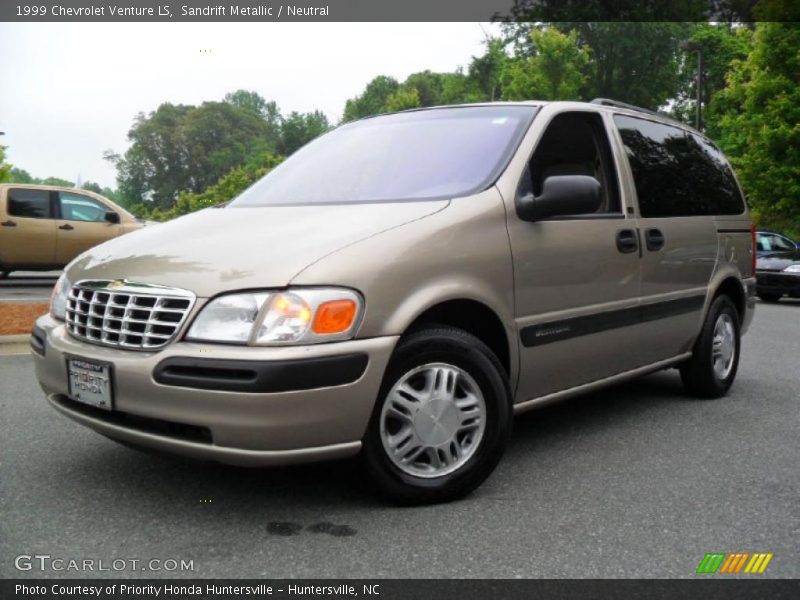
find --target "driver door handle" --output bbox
[1,220,16,227]
[616,229,639,254]
[58,224,74,231]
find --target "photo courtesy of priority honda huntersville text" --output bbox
[32,100,755,504]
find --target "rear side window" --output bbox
[7,188,53,219]
[614,115,744,217]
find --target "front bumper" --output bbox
[756,271,800,297]
[32,314,398,466]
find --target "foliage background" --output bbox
[2,15,798,238]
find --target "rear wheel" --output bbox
[757,293,782,303]
[679,296,741,399]
[362,326,512,504]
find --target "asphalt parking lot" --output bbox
[0,300,798,579]
[0,272,59,302]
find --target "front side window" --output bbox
[7,188,52,219]
[59,192,109,222]
[614,115,745,217]
[230,106,537,206]
[520,111,621,215]
[758,233,795,252]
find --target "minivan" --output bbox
[32,100,756,503]
[0,184,142,278]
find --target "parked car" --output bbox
[32,100,755,504]
[0,184,142,278]
[756,248,800,302]
[755,230,798,256]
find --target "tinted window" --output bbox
[60,192,109,222]
[614,115,745,217]
[7,189,52,219]
[231,106,537,206]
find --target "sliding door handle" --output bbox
[645,228,665,251]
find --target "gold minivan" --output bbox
[32,101,756,503]
[0,184,142,278]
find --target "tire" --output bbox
[679,296,741,399]
[757,293,781,303]
[361,325,512,504]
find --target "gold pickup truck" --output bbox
[0,184,143,277]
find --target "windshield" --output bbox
[230,105,537,206]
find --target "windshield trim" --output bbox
[229,105,539,208]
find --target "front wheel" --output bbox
[362,326,512,504]
[679,296,741,399]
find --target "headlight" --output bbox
[186,288,363,345]
[49,274,71,321]
[783,264,800,273]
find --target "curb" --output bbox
[0,334,31,356]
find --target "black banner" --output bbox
[3,579,800,600]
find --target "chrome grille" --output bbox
[65,280,195,350]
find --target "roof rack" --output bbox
[590,98,662,117]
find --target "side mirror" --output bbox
[517,175,602,221]
[104,211,121,224]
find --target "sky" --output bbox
[0,22,499,188]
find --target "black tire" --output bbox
[757,293,781,303]
[361,325,512,505]
[679,296,741,399]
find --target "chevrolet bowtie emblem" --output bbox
[108,280,127,290]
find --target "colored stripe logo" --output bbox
[696,552,773,574]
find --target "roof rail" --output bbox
[590,98,661,117]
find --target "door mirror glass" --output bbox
[104,211,121,224]
[517,175,602,221]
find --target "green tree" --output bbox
[672,23,753,127]
[82,181,103,194]
[0,146,11,183]
[385,87,421,113]
[465,39,508,102]
[8,167,36,183]
[108,100,274,209]
[40,176,74,187]
[279,111,330,155]
[342,76,400,121]
[504,22,694,109]
[224,89,282,144]
[711,22,800,235]
[501,28,589,101]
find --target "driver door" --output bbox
[506,110,642,401]
[55,191,122,264]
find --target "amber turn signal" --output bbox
[312,299,357,334]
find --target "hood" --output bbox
[756,249,800,272]
[67,201,448,297]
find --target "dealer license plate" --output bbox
[67,358,113,411]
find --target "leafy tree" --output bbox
[711,22,800,235]
[465,39,507,102]
[40,176,74,187]
[224,89,282,144]
[385,87,421,113]
[279,111,330,155]
[108,100,274,209]
[671,23,752,127]
[0,146,11,183]
[82,181,103,194]
[504,22,694,109]
[342,76,399,121]
[501,28,589,101]
[8,167,36,183]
